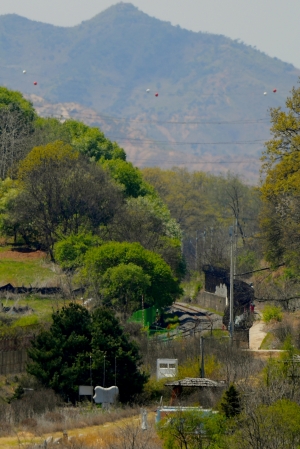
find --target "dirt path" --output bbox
[249,318,267,350]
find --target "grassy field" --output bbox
[0,259,59,287]
[259,332,278,350]
[1,296,66,326]
[0,246,70,330]
[0,246,60,287]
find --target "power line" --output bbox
[41,111,270,126]
[123,155,259,165]
[125,157,259,165]
[105,136,266,146]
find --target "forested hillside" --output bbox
[0,3,299,180]
[1,79,300,448]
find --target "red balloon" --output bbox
[33,81,38,85]
[273,88,277,93]
[155,93,158,97]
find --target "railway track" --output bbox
[148,302,223,342]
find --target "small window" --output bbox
[169,364,176,368]
[160,363,168,368]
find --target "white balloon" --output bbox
[23,70,26,74]
[263,92,267,95]
[146,88,150,92]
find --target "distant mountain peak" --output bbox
[0,4,299,181]
[83,2,149,25]
[108,2,140,11]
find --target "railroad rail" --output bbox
[148,302,223,342]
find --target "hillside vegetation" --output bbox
[1,36,300,448]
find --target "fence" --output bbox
[128,306,158,328]
[0,349,29,375]
[0,334,35,374]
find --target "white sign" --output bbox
[157,358,178,380]
[79,385,93,396]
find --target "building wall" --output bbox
[195,291,227,313]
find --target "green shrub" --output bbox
[164,315,179,324]
[262,305,283,323]
[192,281,202,300]
[12,315,39,328]
[142,377,168,402]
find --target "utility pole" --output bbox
[142,294,144,327]
[90,354,93,403]
[195,231,198,271]
[229,225,234,344]
[103,354,106,388]
[234,218,237,276]
[200,336,205,378]
[202,230,206,264]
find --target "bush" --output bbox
[141,378,169,403]
[262,305,283,323]
[12,315,39,328]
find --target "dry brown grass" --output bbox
[0,249,46,262]
[0,411,161,449]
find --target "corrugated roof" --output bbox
[165,377,225,387]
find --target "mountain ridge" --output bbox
[0,2,299,181]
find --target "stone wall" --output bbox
[195,291,227,313]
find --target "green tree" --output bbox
[0,178,20,241]
[0,86,36,119]
[102,159,152,198]
[100,262,151,316]
[260,83,300,274]
[63,119,126,161]
[8,141,123,258]
[27,303,147,403]
[0,87,36,179]
[81,241,182,309]
[54,233,102,270]
[232,399,300,449]
[142,167,261,271]
[158,410,227,449]
[105,195,184,278]
[31,117,71,147]
[91,308,147,402]
[27,303,92,402]
[220,384,241,418]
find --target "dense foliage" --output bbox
[142,167,261,271]
[261,84,300,276]
[6,141,123,259]
[80,241,182,313]
[27,303,147,403]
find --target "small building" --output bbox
[165,377,225,406]
[157,358,178,380]
[202,265,254,330]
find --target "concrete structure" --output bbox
[157,358,178,380]
[156,406,217,423]
[93,386,119,404]
[195,291,226,313]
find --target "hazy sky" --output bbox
[0,0,299,68]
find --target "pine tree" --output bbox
[220,384,241,418]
